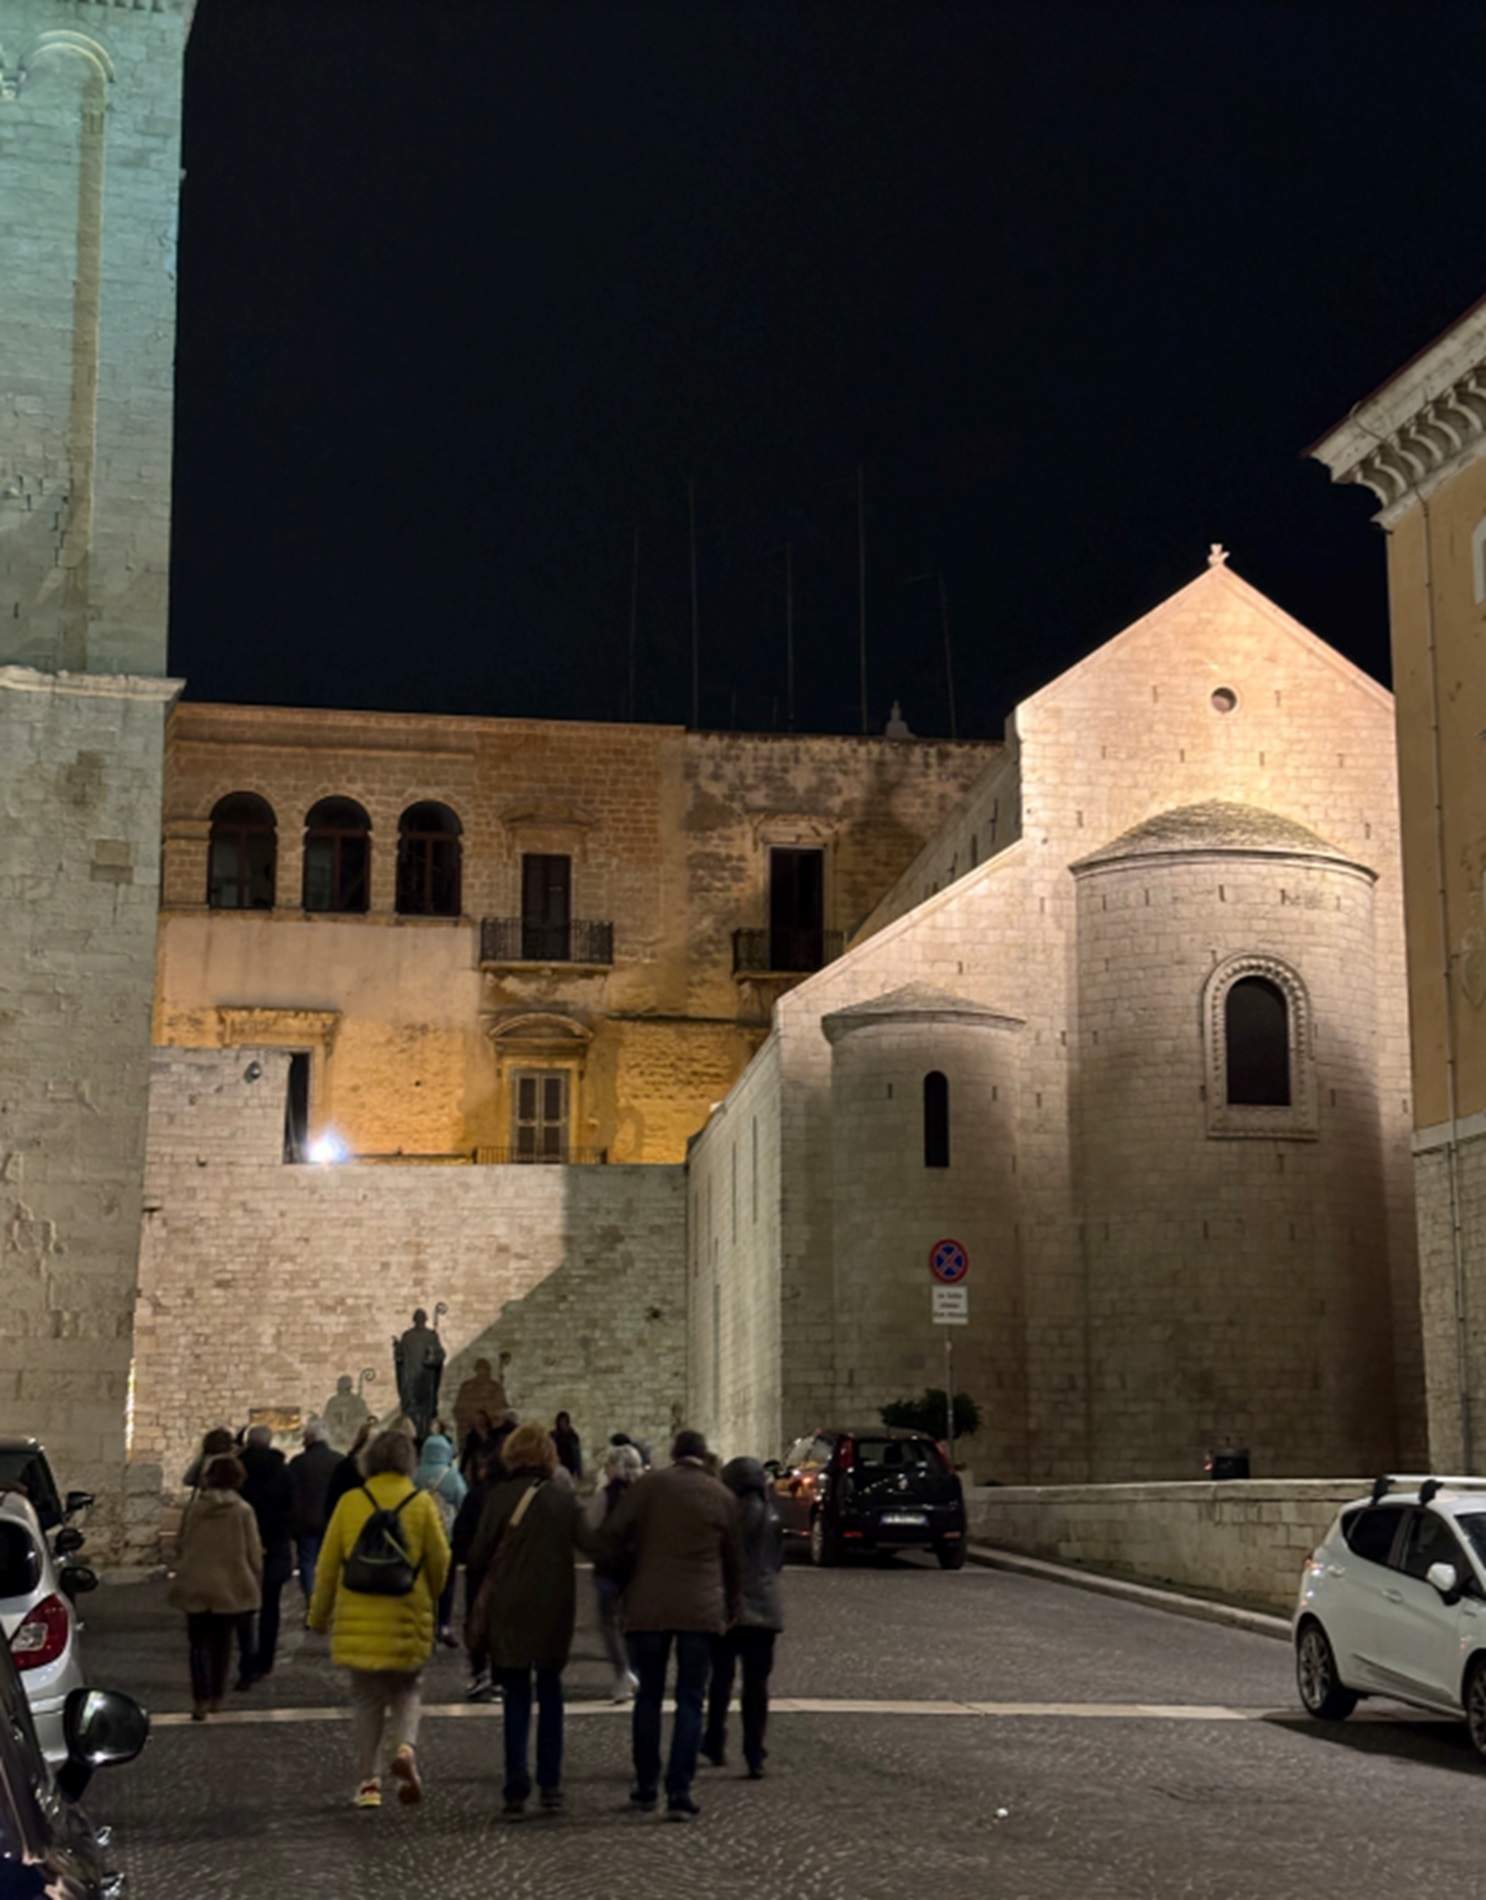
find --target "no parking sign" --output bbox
[929,1237,969,1285]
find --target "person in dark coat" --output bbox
[603,1429,741,1820]
[236,1425,295,1687]
[460,1410,500,1484]
[288,1420,340,1608]
[702,1457,784,1776]
[467,1424,590,1819]
[323,1418,373,1523]
[452,1450,501,1701]
[551,1412,582,1481]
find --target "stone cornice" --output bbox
[1310,301,1486,523]
[0,664,182,703]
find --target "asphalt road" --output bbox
[72,1552,1486,1900]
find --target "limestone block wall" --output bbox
[1073,849,1396,1477]
[966,1479,1364,1615]
[686,1036,785,1459]
[132,1049,687,1507]
[1416,1125,1486,1468]
[0,671,175,1552]
[824,1008,1028,1477]
[0,0,190,677]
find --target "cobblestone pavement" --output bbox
[72,1554,1486,1899]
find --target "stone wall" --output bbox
[131,1049,687,1525]
[966,1479,1363,1615]
[0,672,175,1555]
[1415,1122,1486,1469]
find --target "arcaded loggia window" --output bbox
[1224,976,1291,1106]
[207,792,276,910]
[396,802,462,916]
[924,1070,951,1168]
[302,797,371,914]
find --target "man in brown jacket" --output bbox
[603,1429,741,1819]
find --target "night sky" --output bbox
[171,1,1485,740]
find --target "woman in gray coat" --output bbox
[702,1456,783,1777]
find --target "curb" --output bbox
[965,1543,1291,1641]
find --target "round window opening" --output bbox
[1211,687,1238,714]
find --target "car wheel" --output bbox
[1464,1657,1486,1761]
[1295,1620,1357,1721]
[935,1540,966,1571]
[808,1512,840,1568]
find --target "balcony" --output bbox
[474,1146,609,1166]
[480,917,614,967]
[732,926,844,978]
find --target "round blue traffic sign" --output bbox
[929,1238,969,1284]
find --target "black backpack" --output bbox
[343,1485,422,1597]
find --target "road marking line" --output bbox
[151,1698,1292,1730]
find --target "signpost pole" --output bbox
[945,1330,955,1473]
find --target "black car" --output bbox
[771,1428,967,1568]
[0,1626,147,1900]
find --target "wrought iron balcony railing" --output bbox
[732,926,844,977]
[479,917,614,966]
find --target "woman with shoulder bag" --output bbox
[467,1424,588,1821]
[168,1455,262,1722]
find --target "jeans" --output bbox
[463,1568,487,1675]
[595,1580,627,1677]
[704,1626,777,1770]
[186,1611,251,1706]
[496,1665,564,1800]
[296,1533,323,1607]
[347,1668,422,1783]
[437,1565,457,1634]
[629,1629,712,1801]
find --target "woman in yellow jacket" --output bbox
[308,1429,451,1810]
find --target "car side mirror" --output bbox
[1426,1561,1460,1600]
[56,1688,149,1799]
[54,1526,85,1557]
[64,1491,95,1520]
[59,1562,98,1601]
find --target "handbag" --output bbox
[466,1479,541,1655]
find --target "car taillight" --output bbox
[933,1442,953,1473]
[11,1593,69,1672]
[835,1438,855,1472]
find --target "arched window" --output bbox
[1224,976,1291,1106]
[302,798,370,914]
[924,1071,950,1168]
[396,802,462,916]
[207,793,276,910]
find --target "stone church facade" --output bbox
[686,554,1424,1481]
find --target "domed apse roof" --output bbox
[822,983,1022,1042]
[1072,800,1369,873]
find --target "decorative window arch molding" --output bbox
[1202,952,1318,1140]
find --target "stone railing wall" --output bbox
[966,1480,1369,1615]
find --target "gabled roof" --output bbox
[1072,800,1369,875]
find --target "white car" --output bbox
[0,1488,92,1763]
[1294,1474,1486,1755]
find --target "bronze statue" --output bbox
[393,1308,446,1442]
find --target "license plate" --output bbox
[881,1512,928,1526]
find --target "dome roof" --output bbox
[822,983,1022,1043]
[1072,800,1367,872]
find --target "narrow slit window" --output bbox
[924,1071,950,1168]
[283,1052,311,1162]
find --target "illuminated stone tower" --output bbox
[0,1,193,1556]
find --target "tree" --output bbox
[880,1389,980,1439]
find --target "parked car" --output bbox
[771,1428,967,1568]
[1294,1473,1486,1755]
[0,1493,98,1765]
[0,1439,93,1546]
[0,1618,148,1900]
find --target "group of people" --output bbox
[167,1410,783,1821]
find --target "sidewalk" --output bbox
[966,1542,1291,1640]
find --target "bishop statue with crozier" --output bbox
[393,1307,445,1443]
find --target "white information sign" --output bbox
[932,1285,969,1326]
